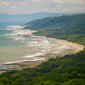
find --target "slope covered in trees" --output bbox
[24,14,85,45]
[0,49,85,85]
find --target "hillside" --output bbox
[0,49,85,85]
[24,14,85,45]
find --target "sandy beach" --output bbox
[29,30,84,54]
[0,29,84,73]
[0,59,47,73]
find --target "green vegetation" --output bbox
[0,49,85,85]
[0,14,85,85]
[24,14,85,45]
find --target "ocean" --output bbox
[0,22,73,69]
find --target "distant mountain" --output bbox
[0,12,85,22]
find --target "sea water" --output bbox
[0,22,73,69]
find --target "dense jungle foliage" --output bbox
[24,14,85,45]
[0,14,85,85]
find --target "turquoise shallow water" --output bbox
[0,22,74,69]
[0,22,28,68]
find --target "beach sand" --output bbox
[5,60,48,71]
[0,59,47,73]
[0,71,6,74]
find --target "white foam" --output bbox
[3,58,45,65]
[4,25,32,38]
[26,39,50,47]
[5,30,31,36]
[28,58,45,61]
[26,42,42,47]
[6,25,24,30]
[29,41,38,44]
[13,36,25,41]
[3,59,31,65]
[24,53,45,58]
[3,60,24,65]
[41,50,46,52]
[52,51,60,54]
[40,39,50,44]
[42,46,51,48]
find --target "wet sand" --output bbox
[0,71,6,74]
[2,60,48,71]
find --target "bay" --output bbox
[0,22,73,69]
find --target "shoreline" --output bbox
[6,59,48,71]
[21,28,84,53]
[0,28,84,73]
[0,59,48,74]
[29,29,84,54]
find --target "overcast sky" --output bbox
[0,0,85,15]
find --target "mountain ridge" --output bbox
[0,12,85,22]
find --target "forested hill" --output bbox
[24,14,85,45]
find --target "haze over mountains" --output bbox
[0,12,85,22]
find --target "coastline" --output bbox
[0,59,47,74]
[29,29,84,54]
[6,59,48,71]
[0,28,84,73]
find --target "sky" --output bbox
[0,0,85,15]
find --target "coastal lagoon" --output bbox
[0,22,74,69]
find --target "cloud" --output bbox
[0,1,10,7]
[50,0,85,4]
[11,6,16,8]
[0,0,85,15]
